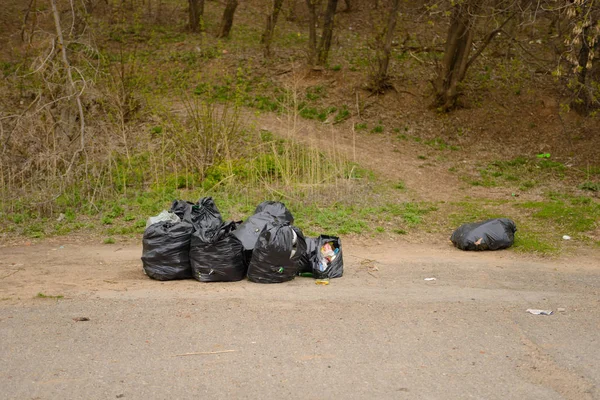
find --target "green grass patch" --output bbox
[579,181,600,192]
[294,201,436,236]
[36,293,64,299]
[394,181,406,190]
[306,85,326,101]
[334,106,351,123]
[512,230,559,254]
[464,156,572,190]
[517,197,600,234]
[467,174,498,188]
[370,125,384,133]
[583,166,600,176]
[447,201,506,227]
[424,137,460,151]
[298,104,337,122]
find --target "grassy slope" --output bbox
[0,0,598,253]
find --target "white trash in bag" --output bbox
[146,210,181,228]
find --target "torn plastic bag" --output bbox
[450,218,517,251]
[298,236,317,274]
[141,220,194,280]
[313,235,344,279]
[146,210,180,228]
[253,201,294,224]
[247,224,307,283]
[190,221,247,282]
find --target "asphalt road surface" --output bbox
[1,239,598,399]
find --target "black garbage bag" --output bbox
[247,224,307,283]
[170,197,223,234]
[141,221,194,280]
[232,212,274,251]
[298,236,317,274]
[233,201,295,252]
[253,201,294,224]
[193,197,223,233]
[190,221,247,282]
[170,200,195,222]
[313,235,344,279]
[450,218,517,251]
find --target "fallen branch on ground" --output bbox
[173,350,237,357]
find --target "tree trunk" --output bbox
[316,0,338,66]
[188,0,205,33]
[343,0,351,12]
[572,26,592,115]
[432,1,475,111]
[285,0,301,21]
[305,0,319,64]
[50,0,86,173]
[371,0,400,91]
[217,0,239,38]
[262,0,285,57]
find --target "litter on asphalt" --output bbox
[526,309,553,315]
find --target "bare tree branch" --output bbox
[51,0,85,149]
[465,12,516,74]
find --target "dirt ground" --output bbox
[1,237,599,400]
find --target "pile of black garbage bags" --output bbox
[141,197,343,283]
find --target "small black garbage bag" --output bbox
[190,221,247,282]
[232,212,274,251]
[298,236,318,274]
[233,201,295,252]
[313,235,344,279]
[141,221,194,280]
[253,201,294,224]
[247,224,307,283]
[170,197,223,233]
[192,197,223,233]
[170,200,195,222]
[450,218,517,251]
